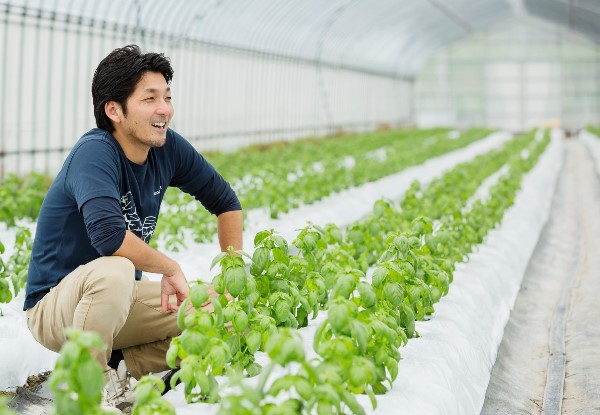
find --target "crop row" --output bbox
[211,130,548,415]
[0,173,50,227]
[152,128,493,250]
[0,129,492,252]
[35,129,551,415]
[0,129,491,306]
[178,129,547,412]
[0,228,32,307]
[587,125,600,138]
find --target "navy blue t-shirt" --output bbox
[24,128,241,310]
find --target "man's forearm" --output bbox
[217,209,243,251]
[112,230,180,275]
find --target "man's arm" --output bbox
[112,230,188,313]
[217,209,243,251]
[112,209,242,311]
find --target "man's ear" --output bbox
[104,101,123,125]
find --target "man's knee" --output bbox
[82,256,136,297]
[102,256,136,277]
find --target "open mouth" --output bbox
[152,121,167,130]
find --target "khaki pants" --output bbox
[26,256,182,379]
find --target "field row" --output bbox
[0,128,563,415]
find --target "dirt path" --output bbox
[481,136,600,414]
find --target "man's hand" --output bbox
[113,231,191,312]
[161,266,190,313]
[201,285,233,307]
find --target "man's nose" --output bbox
[156,98,171,114]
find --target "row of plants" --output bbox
[0,130,493,234]
[36,130,550,414]
[0,128,489,305]
[587,125,600,137]
[1,129,546,413]
[0,172,51,308]
[152,128,493,250]
[222,128,493,217]
[33,129,548,414]
[0,173,51,227]
[215,129,549,415]
[0,130,463,231]
[0,227,33,307]
[165,129,547,411]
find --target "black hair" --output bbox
[92,44,174,132]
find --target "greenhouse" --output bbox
[0,0,599,414]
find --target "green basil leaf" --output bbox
[245,330,261,354]
[357,281,376,308]
[385,357,399,381]
[212,273,225,294]
[351,320,368,354]
[224,267,247,297]
[245,362,262,377]
[177,298,190,330]
[251,247,270,274]
[76,359,104,398]
[166,340,179,368]
[194,368,210,393]
[254,229,272,247]
[272,247,290,265]
[190,284,209,309]
[327,301,350,334]
[384,282,403,308]
[342,390,366,415]
[371,267,388,288]
[272,235,288,255]
[180,329,207,356]
[210,252,228,270]
[233,310,249,333]
[274,300,290,323]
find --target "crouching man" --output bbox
[24,44,243,412]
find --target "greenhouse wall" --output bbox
[0,3,411,177]
[415,18,600,132]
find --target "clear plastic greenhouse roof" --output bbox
[6,0,600,77]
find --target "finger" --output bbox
[161,293,169,313]
[169,303,180,312]
[201,302,215,313]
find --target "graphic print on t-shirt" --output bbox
[120,191,156,242]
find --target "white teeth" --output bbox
[152,122,166,128]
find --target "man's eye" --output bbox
[165,96,172,101]
[144,97,154,101]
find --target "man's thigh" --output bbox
[113,280,218,349]
[112,280,181,349]
[27,256,135,352]
[27,265,88,352]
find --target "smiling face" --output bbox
[105,71,174,163]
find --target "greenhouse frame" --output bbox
[1,1,600,415]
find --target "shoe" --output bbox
[100,400,123,414]
[102,361,136,413]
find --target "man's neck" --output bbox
[111,131,149,165]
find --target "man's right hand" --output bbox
[161,265,190,313]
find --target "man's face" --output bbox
[118,71,174,148]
